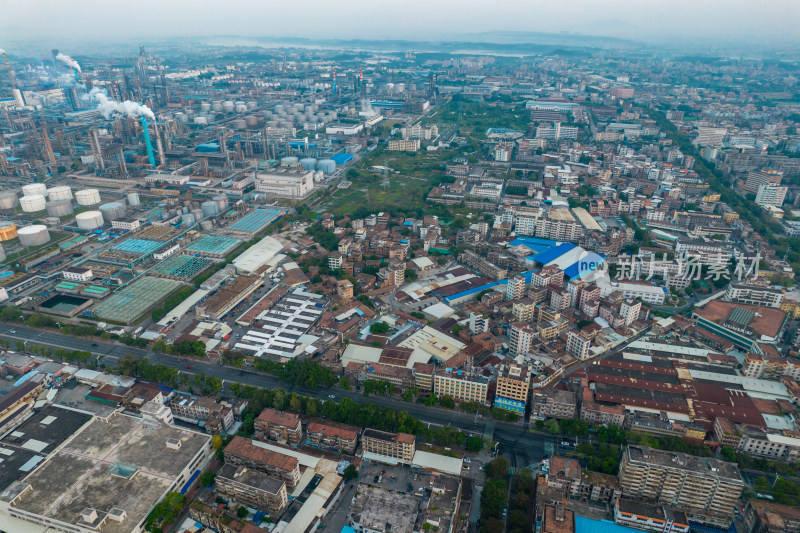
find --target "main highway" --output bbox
[0,323,553,470]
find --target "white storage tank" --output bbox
[223,101,234,112]
[0,244,6,262]
[245,115,258,127]
[232,119,247,130]
[317,159,336,174]
[18,225,50,246]
[181,213,196,226]
[247,101,257,110]
[175,112,188,123]
[200,102,211,112]
[47,186,73,201]
[235,104,247,113]
[22,183,47,197]
[281,157,298,166]
[201,201,219,218]
[194,117,208,125]
[99,201,126,222]
[314,170,324,182]
[75,189,101,206]
[20,195,46,213]
[191,209,203,221]
[212,101,223,112]
[126,192,140,206]
[76,210,104,230]
[213,194,229,212]
[46,199,74,217]
[199,219,214,231]
[300,158,317,171]
[0,191,17,210]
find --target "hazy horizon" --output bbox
[1,0,799,51]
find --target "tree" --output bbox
[438,395,456,409]
[343,464,359,481]
[544,419,561,435]
[485,457,510,480]
[466,435,484,452]
[200,471,216,487]
[237,505,248,519]
[211,434,223,450]
[339,377,351,390]
[369,321,390,334]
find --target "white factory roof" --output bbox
[398,326,465,364]
[423,302,455,319]
[766,434,800,447]
[232,235,283,273]
[688,369,790,400]
[157,288,210,327]
[572,207,603,232]
[412,450,463,476]
[341,344,383,366]
[411,256,435,270]
[626,341,719,358]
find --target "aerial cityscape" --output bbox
[0,2,799,533]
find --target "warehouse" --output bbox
[92,277,183,324]
[231,235,284,273]
[227,208,284,236]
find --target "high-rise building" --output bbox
[619,445,744,518]
[506,274,527,301]
[755,183,787,207]
[566,330,591,360]
[509,322,536,356]
[468,312,490,334]
[494,363,530,414]
[744,169,783,193]
[433,369,490,405]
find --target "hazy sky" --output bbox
[2,0,798,47]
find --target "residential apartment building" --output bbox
[494,364,531,415]
[743,169,783,193]
[536,216,582,242]
[725,282,784,308]
[306,421,360,454]
[169,395,234,433]
[619,445,744,517]
[531,389,578,420]
[509,322,537,356]
[619,299,642,326]
[531,265,564,289]
[434,369,490,405]
[755,183,787,208]
[361,429,416,464]
[506,274,527,301]
[536,122,579,140]
[216,463,288,515]
[254,408,302,446]
[224,436,302,488]
[566,330,592,360]
[387,139,421,151]
[401,124,438,140]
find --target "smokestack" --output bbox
[163,120,172,151]
[141,116,156,166]
[91,128,105,171]
[41,124,57,167]
[152,119,166,168]
[1,51,17,92]
[333,67,336,96]
[118,146,127,176]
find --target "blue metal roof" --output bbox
[564,252,605,279]
[333,153,354,164]
[532,242,577,264]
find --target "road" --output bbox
[0,324,555,463]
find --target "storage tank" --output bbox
[47,186,73,201]
[300,158,317,171]
[235,104,247,113]
[281,157,298,166]
[0,222,17,241]
[76,210,104,230]
[126,192,140,206]
[200,102,211,112]
[314,170,324,182]
[18,225,50,246]
[247,101,257,110]
[75,189,101,206]
[199,220,214,231]
[317,159,336,174]
[223,101,234,112]
[22,183,47,197]
[191,209,203,221]
[0,191,17,210]
[212,101,223,112]
[245,115,258,127]
[0,244,6,262]
[175,112,188,123]
[181,213,196,226]
[213,194,229,211]
[201,201,220,218]
[99,201,126,222]
[232,119,247,130]
[20,195,46,213]
[194,117,208,125]
[46,199,74,217]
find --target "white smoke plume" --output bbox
[0,49,6,55]
[55,53,81,73]
[84,87,155,121]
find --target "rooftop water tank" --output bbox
[20,195,46,213]
[75,189,101,206]
[17,225,50,246]
[75,210,104,230]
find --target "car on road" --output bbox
[8,330,14,334]
[187,366,192,370]
[91,343,98,347]
[328,394,335,399]
[463,458,471,463]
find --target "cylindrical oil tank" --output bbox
[199,219,213,231]
[231,119,246,130]
[300,158,317,171]
[245,115,258,127]
[317,159,336,174]
[20,195,46,212]
[191,209,203,221]
[46,186,72,201]
[46,199,74,217]
[175,112,188,123]
[247,101,257,110]
[0,222,17,241]
[0,191,17,210]
[181,213,196,226]
[201,201,219,218]
[75,188,101,206]
[212,101,223,112]
[76,210,104,230]
[0,244,6,262]
[194,116,208,125]
[281,157,298,166]
[22,183,47,197]
[314,170,324,182]
[99,201,126,222]
[213,194,229,211]
[18,225,50,246]
[200,102,211,112]
[126,192,140,206]
[223,101,234,112]
[235,104,247,113]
